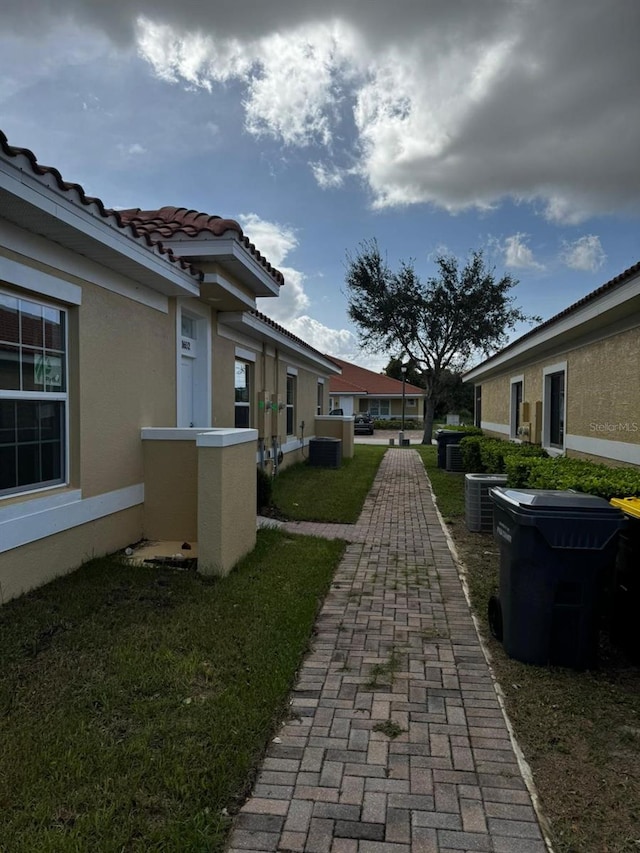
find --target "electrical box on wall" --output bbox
[518,422,531,441]
[257,391,271,438]
[270,394,283,435]
[532,400,543,444]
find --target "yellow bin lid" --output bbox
[610,497,640,519]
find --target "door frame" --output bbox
[176,299,212,428]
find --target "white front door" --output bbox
[178,311,199,427]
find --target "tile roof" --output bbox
[0,130,200,279]
[466,258,640,374]
[327,356,425,396]
[249,310,339,368]
[115,207,284,286]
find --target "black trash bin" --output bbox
[436,430,468,468]
[609,498,640,662]
[489,487,626,669]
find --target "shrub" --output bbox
[461,436,547,474]
[257,467,272,511]
[373,419,423,430]
[506,455,640,500]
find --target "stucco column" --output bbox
[314,415,354,458]
[197,429,258,576]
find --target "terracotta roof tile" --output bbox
[0,130,201,279]
[327,356,425,396]
[116,207,284,286]
[249,310,338,367]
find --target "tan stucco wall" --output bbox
[142,439,198,541]
[198,441,256,575]
[0,506,142,603]
[315,416,355,459]
[480,375,510,427]
[211,328,238,428]
[79,286,175,497]
[475,320,640,462]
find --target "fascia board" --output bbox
[162,237,281,297]
[0,163,200,298]
[220,312,341,375]
[464,273,640,383]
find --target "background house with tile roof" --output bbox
[0,130,342,602]
[463,262,640,467]
[327,356,425,421]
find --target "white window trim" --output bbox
[0,288,70,497]
[542,361,567,456]
[235,346,257,362]
[234,358,252,428]
[286,373,296,436]
[509,374,524,440]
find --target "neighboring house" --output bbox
[463,261,640,467]
[327,356,425,420]
[0,131,341,603]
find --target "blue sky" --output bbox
[1,1,639,371]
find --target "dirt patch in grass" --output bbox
[449,519,640,853]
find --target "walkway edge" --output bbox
[424,473,556,853]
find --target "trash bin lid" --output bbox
[490,487,618,514]
[610,497,640,518]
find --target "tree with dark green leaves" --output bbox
[346,241,539,443]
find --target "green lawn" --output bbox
[272,444,387,522]
[414,445,465,518]
[0,530,345,852]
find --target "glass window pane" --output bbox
[235,361,250,403]
[0,400,16,445]
[0,295,19,344]
[0,342,20,390]
[41,438,63,482]
[44,307,64,351]
[0,445,17,491]
[21,348,41,391]
[286,408,294,435]
[20,300,43,348]
[235,406,250,428]
[17,401,38,443]
[287,376,294,405]
[181,315,196,338]
[39,402,63,441]
[17,442,40,487]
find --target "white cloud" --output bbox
[2,1,640,222]
[502,233,544,270]
[560,235,606,272]
[310,161,346,190]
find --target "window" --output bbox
[543,363,566,451]
[368,398,390,417]
[234,359,251,428]
[474,385,482,428]
[317,381,323,416]
[0,293,67,496]
[286,374,296,435]
[510,377,523,438]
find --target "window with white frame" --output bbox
[543,364,566,451]
[286,373,296,435]
[234,359,251,428]
[368,398,390,417]
[317,380,323,416]
[510,376,524,438]
[0,292,67,496]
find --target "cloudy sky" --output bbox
[1,0,639,369]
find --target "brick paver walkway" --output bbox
[233,450,549,853]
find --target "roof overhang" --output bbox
[464,272,640,383]
[0,154,201,299]
[160,237,281,298]
[219,312,341,375]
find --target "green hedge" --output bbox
[459,436,640,500]
[459,435,547,474]
[373,419,423,430]
[504,455,640,500]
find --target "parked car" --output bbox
[354,414,374,435]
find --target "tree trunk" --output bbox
[421,396,435,445]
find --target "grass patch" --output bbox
[415,445,465,518]
[421,451,640,853]
[272,445,387,522]
[373,720,405,739]
[364,646,402,690]
[0,529,345,852]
